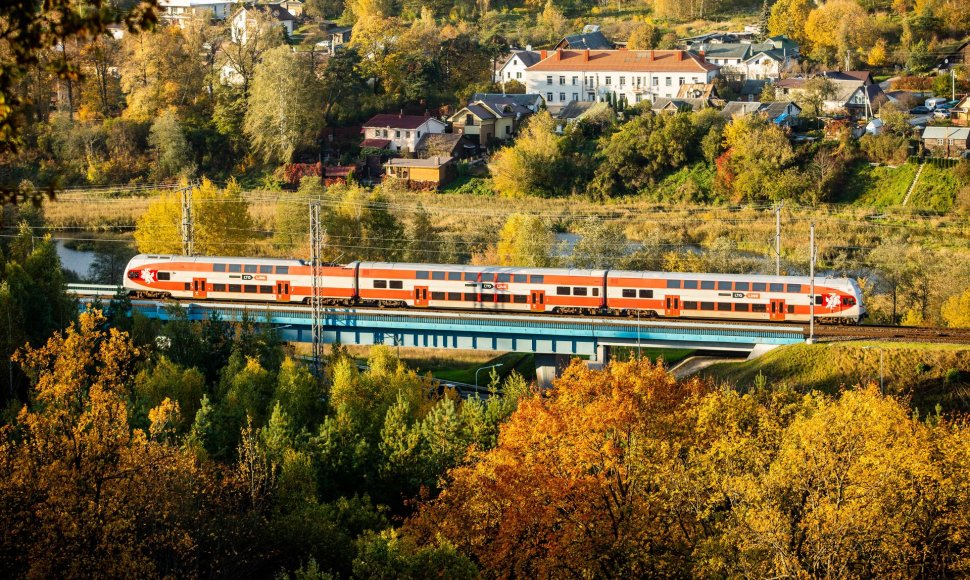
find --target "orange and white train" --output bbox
[124,254,866,324]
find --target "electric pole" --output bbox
[180,183,194,256]
[309,200,324,375]
[809,221,816,343]
[774,203,783,276]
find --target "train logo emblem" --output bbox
[141,269,157,284]
[825,293,840,310]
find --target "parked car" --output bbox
[925,97,948,110]
[934,110,951,119]
[910,106,931,115]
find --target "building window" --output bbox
[619,76,625,86]
[516,71,522,79]
[507,72,511,79]
[559,75,565,84]
[635,94,642,102]
[405,131,410,138]
[395,130,401,138]
[652,77,659,86]
[546,75,553,85]
[417,131,421,137]
[587,92,594,100]
[465,114,473,125]
[572,93,578,101]
[678,77,685,85]
[505,125,511,134]
[546,92,553,102]
[559,92,565,101]
[605,76,611,85]
[665,77,672,86]
[572,76,578,85]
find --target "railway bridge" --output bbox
[72,284,805,386]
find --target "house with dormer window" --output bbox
[447,94,540,146]
[360,114,447,154]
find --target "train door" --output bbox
[192,278,207,299]
[770,298,786,321]
[414,286,429,307]
[276,281,290,302]
[530,290,545,312]
[665,295,680,316]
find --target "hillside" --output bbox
[700,341,970,413]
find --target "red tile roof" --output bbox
[527,49,718,73]
[360,138,391,148]
[363,114,435,130]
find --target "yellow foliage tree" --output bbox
[941,289,970,328]
[804,0,874,67]
[0,310,211,576]
[495,213,555,267]
[868,38,889,67]
[488,112,563,198]
[767,0,813,48]
[134,177,255,255]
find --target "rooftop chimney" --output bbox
[583,48,590,62]
[555,48,562,60]
[540,49,547,60]
[526,44,532,51]
[649,50,655,61]
[677,50,683,61]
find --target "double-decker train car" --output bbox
[124,255,866,323]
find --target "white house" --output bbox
[495,49,540,84]
[361,114,447,154]
[524,49,719,113]
[230,3,296,45]
[158,0,233,27]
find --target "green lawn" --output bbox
[700,342,970,414]
[908,163,961,212]
[424,352,537,385]
[610,347,695,366]
[839,161,916,207]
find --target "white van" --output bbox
[925,97,948,110]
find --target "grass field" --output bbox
[700,341,970,414]
[840,161,916,207]
[909,163,961,211]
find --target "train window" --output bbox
[448,272,461,281]
[496,273,510,283]
[158,272,171,281]
[843,296,855,306]
[464,272,477,281]
[431,292,445,300]
[683,301,697,309]
[229,284,241,292]
[736,282,749,291]
[389,280,403,289]
[556,286,570,295]
[701,281,715,290]
[667,279,682,289]
[639,289,653,298]
[530,275,544,284]
[770,283,784,292]
[448,292,461,301]
[213,284,226,292]
[684,280,698,289]
[229,264,242,273]
[244,285,256,293]
[752,304,767,313]
[513,274,527,283]
[260,265,273,274]
[464,292,477,301]
[260,286,273,294]
[276,266,289,275]
[184,282,191,291]
[374,280,387,288]
[753,282,766,292]
[622,289,636,298]
[815,295,824,305]
[786,284,801,293]
[787,305,795,313]
[482,273,495,282]
[573,287,588,296]
[244,265,257,274]
[592,288,599,296]
[432,271,446,280]
[513,295,528,304]
[497,294,511,303]
[214,264,226,272]
[717,281,731,291]
[416,271,429,279]
[700,302,715,311]
[480,293,494,302]
[718,302,731,311]
[736,303,750,312]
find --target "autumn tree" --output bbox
[489,112,564,198]
[119,26,207,121]
[804,0,875,68]
[941,288,970,328]
[148,109,196,180]
[627,22,662,50]
[244,46,325,165]
[767,0,813,49]
[718,114,798,202]
[569,218,629,269]
[495,213,555,267]
[134,178,255,255]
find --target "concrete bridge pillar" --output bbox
[535,353,569,389]
[587,344,611,371]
